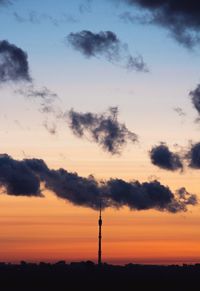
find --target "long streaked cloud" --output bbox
[117,0,200,47]
[67,30,148,72]
[150,143,183,171]
[0,154,197,213]
[67,107,138,155]
[13,11,78,26]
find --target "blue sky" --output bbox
[0,0,200,173]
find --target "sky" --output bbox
[1,0,200,265]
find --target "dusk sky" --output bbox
[1,0,200,265]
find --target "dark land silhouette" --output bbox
[0,261,200,291]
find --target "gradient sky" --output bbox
[0,0,200,265]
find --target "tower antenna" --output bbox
[98,198,102,266]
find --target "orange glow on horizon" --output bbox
[0,189,200,265]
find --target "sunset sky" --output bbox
[1,0,200,265]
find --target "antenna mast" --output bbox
[98,199,102,266]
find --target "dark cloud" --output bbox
[0,154,41,196]
[0,154,197,213]
[118,0,200,47]
[67,30,119,58]
[45,171,102,210]
[190,84,200,115]
[45,174,197,213]
[0,40,31,83]
[176,187,198,206]
[187,142,200,169]
[103,179,197,213]
[67,30,148,72]
[67,107,138,155]
[150,143,183,171]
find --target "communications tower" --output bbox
[98,201,102,266]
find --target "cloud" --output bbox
[13,11,78,26]
[15,85,58,114]
[117,0,200,47]
[0,154,197,213]
[79,0,92,14]
[43,119,57,135]
[119,11,152,26]
[0,40,31,83]
[67,30,148,72]
[150,143,183,171]
[0,154,41,196]
[45,173,197,213]
[0,0,11,5]
[15,84,61,135]
[0,40,58,117]
[186,142,200,169]
[190,84,200,115]
[67,107,138,155]
[103,179,197,213]
[174,107,186,117]
[176,187,197,206]
[0,40,59,136]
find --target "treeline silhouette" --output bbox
[0,261,200,291]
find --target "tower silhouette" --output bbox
[98,201,102,266]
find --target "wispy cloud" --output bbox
[67,107,138,155]
[67,30,148,72]
[13,11,78,26]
